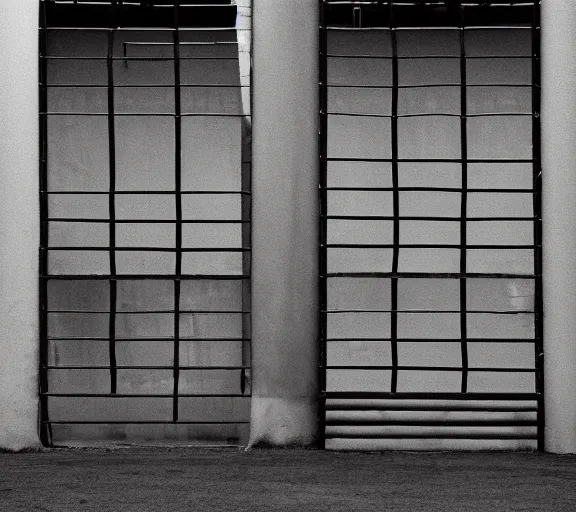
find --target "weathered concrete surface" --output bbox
[542,0,576,454]
[2,448,576,511]
[250,0,319,446]
[0,0,41,451]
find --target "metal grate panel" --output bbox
[319,0,543,450]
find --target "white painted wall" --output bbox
[0,0,41,451]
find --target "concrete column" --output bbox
[0,0,41,451]
[542,0,576,454]
[249,0,319,446]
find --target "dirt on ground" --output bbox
[1,447,576,511]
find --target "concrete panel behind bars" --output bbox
[324,27,537,450]
[44,23,251,445]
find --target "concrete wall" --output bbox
[248,0,319,446]
[0,0,41,451]
[542,0,576,454]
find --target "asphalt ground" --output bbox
[2,447,576,511]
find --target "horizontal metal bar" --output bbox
[324,54,532,60]
[43,27,241,32]
[44,421,250,425]
[322,309,534,315]
[42,56,239,61]
[44,246,250,252]
[323,392,539,400]
[41,112,251,117]
[123,41,237,46]
[324,433,536,440]
[324,244,536,250]
[324,272,537,279]
[325,419,537,426]
[43,190,250,195]
[324,338,535,343]
[47,310,249,314]
[324,366,535,372]
[325,26,533,32]
[324,187,534,193]
[323,83,533,89]
[325,404,537,412]
[46,218,249,224]
[42,84,250,88]
[326,112,532,118]
[323,216,535,222]
[42,274,250,280]
[45,365,249,370]
[47,336,249,341]
[43,393,250,398]
[326,157,534,163]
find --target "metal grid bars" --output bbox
[39,0,252,446]
[319,0,543,450]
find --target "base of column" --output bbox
[247,396,317,448]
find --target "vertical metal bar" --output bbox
[531,0,544,452]
[459,4,469,394]
[318,0,329,449]
[107,3,118,394]
[39,0,52,447]
[390,1,400,394]
[173,1,182,423]
[241,23,253,397]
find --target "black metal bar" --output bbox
[389,1,399,395]
[43,83,251,88]
[46,219,249,223]
[48,309,250,314]
[323,244,536,249]
[45,365,250,370]
[459,3,469,395]
[43,190,251,194]
[324,112,532,118]
[324,433,537,440]
[44,393,251,398]
[325,338,535,343]
[323,84,534,89]
[327,157,534,162]
[172,1,182,423]
[47,309,250,314]
[324,366,536,372]
[47,336,250,341]
[44,274,250,280]
[532,0,544,452]
[324,272,538,279]
[325,392,539,400]
[39,1,52,448]
[326,404,538,412]
[41,112,251,117]
[322,309,534,315]
[107,8,118,395]
[318,0,329,450]
[323,216,535,221]
[46,421,250,425]
[324,187,535,193]
[44,246,251,251]
[326,419,537,426]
